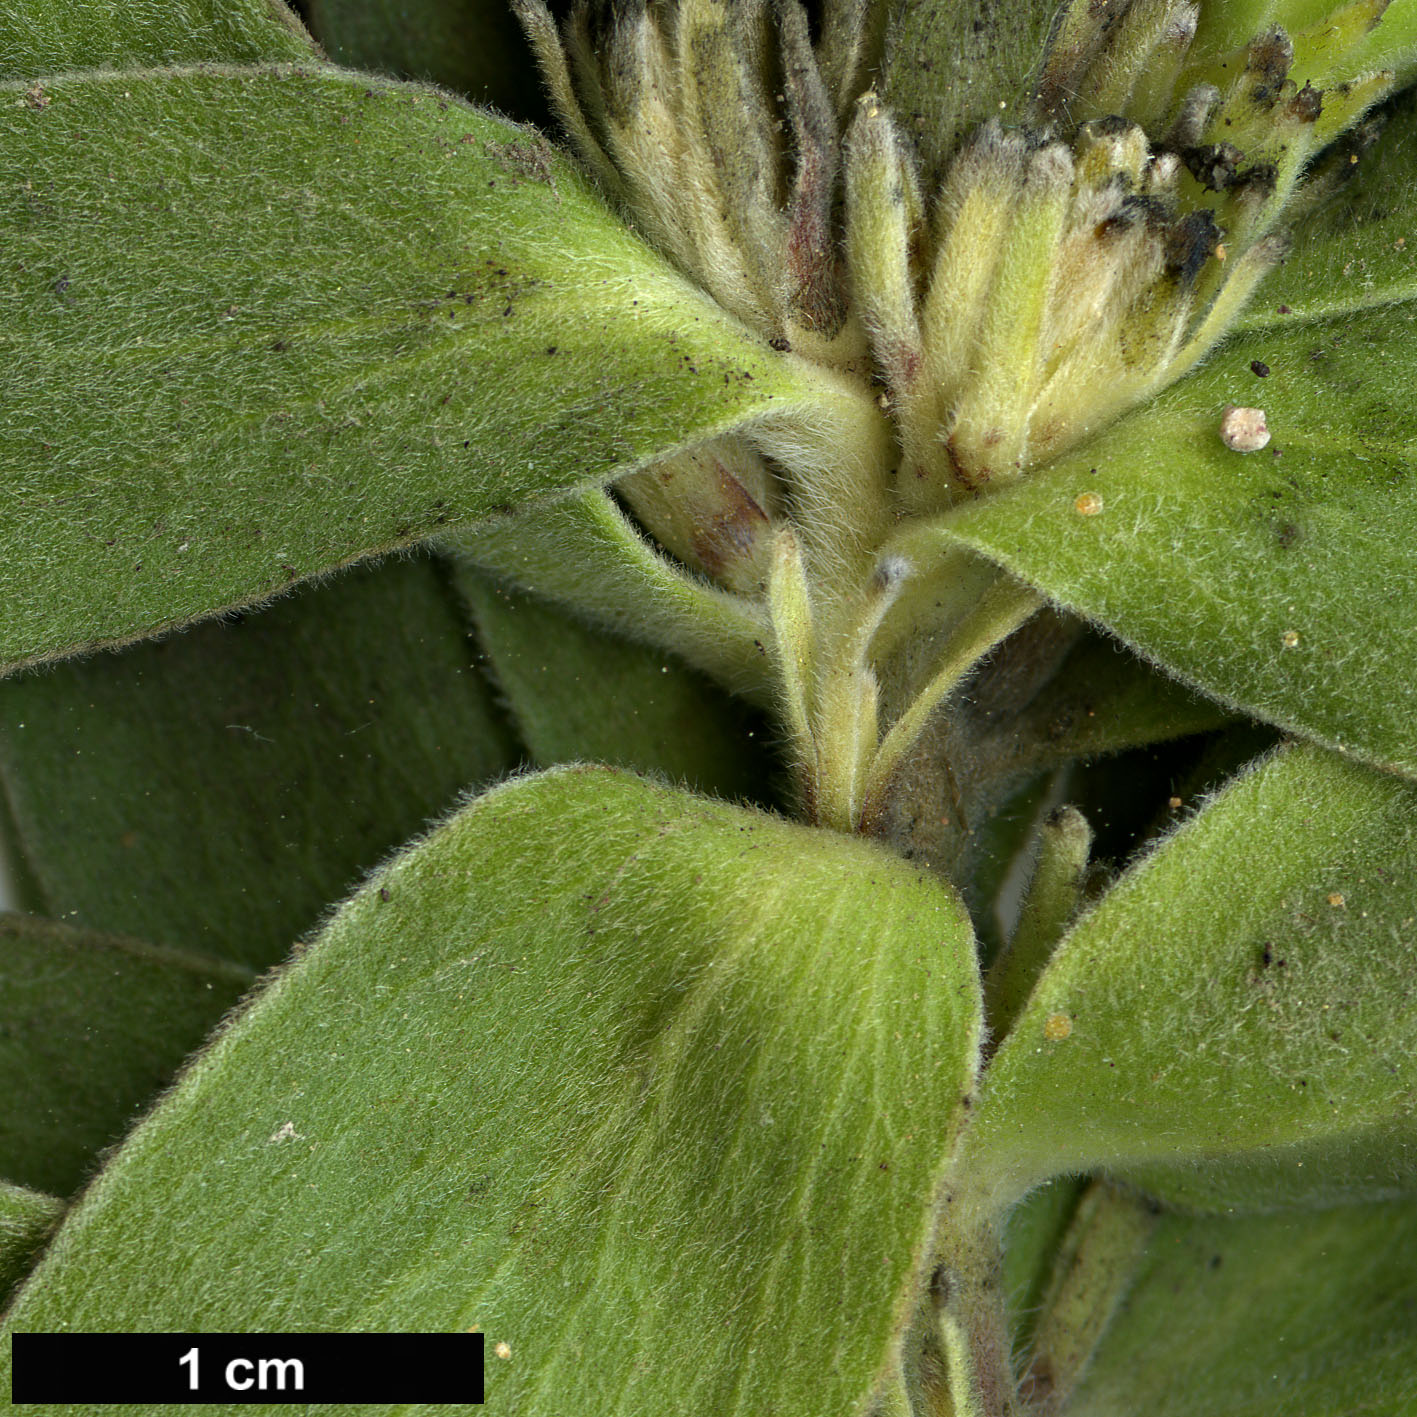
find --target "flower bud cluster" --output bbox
[858,0,1400,504]
[514,0,884,367]
[520,0,1405,517]
[503,0,1414,835]
[860,105,1286,502]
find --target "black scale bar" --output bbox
[10,1332,484,1405]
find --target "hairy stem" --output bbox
[811,555,911,831]
[766,525,819,814]
[1017,1180,1158,1414]
[984,806,1092,1050]
[750,368,896,595]
[930,1195,1023,1417]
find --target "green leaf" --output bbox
[0,913,251,1197]
[940,295,1417,779]
[970,629,1235,779]
[0,555,517,969]
[1237,93,1417,328]
[0,1182,63,1305]
[0,64,840,671]
[455,566,777,803]
[0,768,982,1417]
[451,488,777,703]
[1071,1198,1417,1417]
[304,0,542,119]
[0,0,313,76]
[959,743,1417,1214]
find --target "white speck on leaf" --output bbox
[1220,405,1270,451]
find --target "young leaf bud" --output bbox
[678,0,787,331]
[1125,2,1202,126]
[511,0,625,200]
[767,524,817,798]
[946,141,1074,492]
[1167,81,1221,146]
[616,438,777,597]
[1244,26,1296,108]
[1073,116,1150,192]
[777,0,856,360]
[1078,0,1204,123]
[910,121,1024,507]
[1034,0,1132,121]
[845,92,924,398]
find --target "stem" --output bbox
[930,1195,1023,1417]
[984,806,1092,1050]
[859,576,1043,832]
[766,526,818,812]
[749,363,896,597]
[811,556,911,831]
[1017,1181,1157,1414]
[939,1311,1003,1417]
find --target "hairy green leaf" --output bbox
[1239,93,1417,328]
[960,743,1417,1213]
[0,913,251,1197]
[304,0,542,119]
[0,768,981,1416]
[0,0,313,76]
[0,1182,63,1305]
[452,488,776,702]
[970,629,1234,779]
[1072,1198,1417,1416]
[0,555,516,969]
[0,64,836,670]
[942,296,1417,780]
[455,567,777,803]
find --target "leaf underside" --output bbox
[0,914,251,1197]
